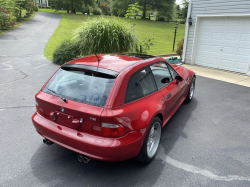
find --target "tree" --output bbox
[181,0,189,19]
[49,0,95,13]
[112,0,175,19]
[125,3,142,19]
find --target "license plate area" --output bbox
[55,111,74,128]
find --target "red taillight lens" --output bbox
[36,102,44,116]
[91,123,127,138]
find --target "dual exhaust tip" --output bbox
[43,138,54,146]
[43,139,91,163]
[78,155,91,164]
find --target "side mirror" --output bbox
[175,75,183,82]
[161,77,170,84]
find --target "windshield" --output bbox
[43,68,116,107]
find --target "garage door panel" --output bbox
[195,17,250,74]
[197,43,208,52]
[211,32,223,40]
[210,45,221,53]
[214,19,225,26]
[225,33,238,41]
[207,57,219,67]
[240,33,250,43]
[237,48,250,57]
[234,61,248,71]
[220,59,233,68]
[195,55,207,65]
[222,46,235,54]
[199,31,210,40]
[243,19,250,26]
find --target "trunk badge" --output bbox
[80,118,84,123]
[61,107,65,113]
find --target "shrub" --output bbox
[179,20,185,24]
[157,17,165,21]
[92,7,102,15]
[0,6,16,29]
[53,18,138,65]
[176,37,184,59]
[53,40,81,65]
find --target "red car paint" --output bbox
[32,54,195,162]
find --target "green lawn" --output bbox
[43,12,186,60]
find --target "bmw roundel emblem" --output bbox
[61,107,65,113]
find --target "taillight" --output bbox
[36,102,44,116]
[91,123,127,138]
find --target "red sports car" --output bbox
[32,54,195,163]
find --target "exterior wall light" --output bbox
[188,16,192,26]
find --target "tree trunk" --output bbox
[71,0,74,13]
[142,0,146,19]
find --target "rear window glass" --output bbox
[43,68,116,107]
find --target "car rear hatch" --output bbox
[35,64,118,134]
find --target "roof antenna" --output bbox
[94,52,100,62]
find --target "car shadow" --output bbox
[30,98,197,186]
[158,98,198,160]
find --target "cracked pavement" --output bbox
[1,12,250,187]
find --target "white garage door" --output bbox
[195,17,250,74]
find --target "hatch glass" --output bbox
[43,68,116,107]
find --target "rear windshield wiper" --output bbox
[48,89,67,103]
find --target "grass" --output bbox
[0,11,38,36]
[44,13,186,60]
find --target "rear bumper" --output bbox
[32,112,146,162]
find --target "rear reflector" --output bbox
[36,102,44,116]
[91,123,127,138]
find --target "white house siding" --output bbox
[184,0,250,75]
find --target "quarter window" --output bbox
[167,64,178,79]
[150,62,173,90]
[125,67,157,103]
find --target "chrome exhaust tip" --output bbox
[78,155,91,163]
[83,157,91,164]
[46,140,54,146]
[78,155,83,162]
[43,139,47,144]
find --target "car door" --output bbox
[149,61,184,122]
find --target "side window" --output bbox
[150,62,173,90]
[125,67,157,103]
[167,64,178,79]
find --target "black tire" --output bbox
[136,117,162,163]
[185,76,195,103]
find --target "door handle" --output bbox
[167,93,172,99]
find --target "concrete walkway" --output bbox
[163,55,250,88]
[182,64,250,87]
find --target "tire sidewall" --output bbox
[137,117,162,163]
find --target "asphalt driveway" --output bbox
[1,12,250,187]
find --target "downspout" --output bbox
[182,1,192,63]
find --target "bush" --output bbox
[34,5,38,12]
[92,7,102,15]
[157,17,165,21]
[53,40,81,65]
[179,20,185,24]
[176,37,184,59]
[53,18,138,65]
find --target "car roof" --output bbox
[66,54,154,72]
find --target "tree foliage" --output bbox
[181,0,189,19]
[125,3,142,19]
[111,0,175,19]
[49,0,95,13]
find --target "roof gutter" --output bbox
[182,0,192,63]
